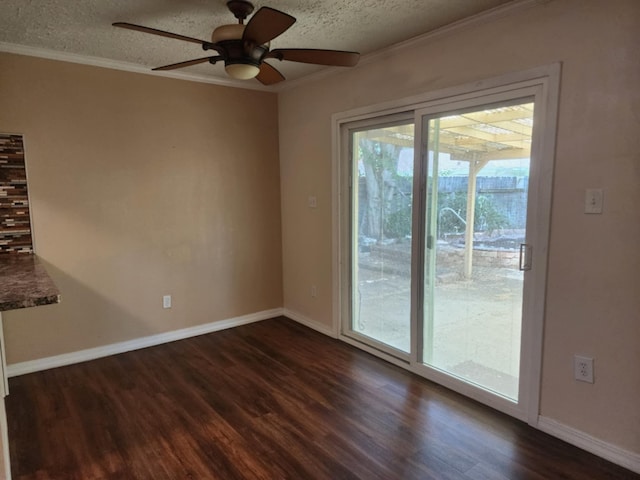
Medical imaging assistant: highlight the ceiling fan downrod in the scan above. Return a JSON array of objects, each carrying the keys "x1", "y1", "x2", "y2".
[{"x1": 226, "y1": 0, "x2": 254, "y2": 24}]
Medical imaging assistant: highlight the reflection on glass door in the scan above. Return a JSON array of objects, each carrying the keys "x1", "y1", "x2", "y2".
[
  {"x1": 422, "y1": 101, "x2": 534, "y2": 401},
  {"x1": 350, "y1": 122, "x2": 415, "y2": 354}
]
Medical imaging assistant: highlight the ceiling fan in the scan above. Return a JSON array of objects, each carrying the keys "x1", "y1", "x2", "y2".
[{"x1": 113, "y1": 0, "x2": 360, "y2": 85}]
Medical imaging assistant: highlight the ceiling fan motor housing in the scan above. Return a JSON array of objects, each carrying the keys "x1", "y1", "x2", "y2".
[
  {"x1": 210, "y1": 22, "x2": 269, "y2": 67},
  {"x1": 211, "y1": 24, "x2": 245, "y2": 43},
  {"x1": 216, "y1": 40, "x2": 268, "y2": 69}
]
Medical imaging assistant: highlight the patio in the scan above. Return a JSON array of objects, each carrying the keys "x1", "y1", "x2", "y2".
[{"x1": 355, "y1": 240, "x2": 523, "y2": 400}]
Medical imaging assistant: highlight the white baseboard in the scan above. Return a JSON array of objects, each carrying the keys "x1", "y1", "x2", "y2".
[
  {"x1": 6, "y1": 308, "x2": 284, "y2": 378},
  {"x1": 537, "y1": 416, "x2": 640, "y2": 474},
  {"x1": 283, "y1": 308, "x2": 338, "y2": 338}
]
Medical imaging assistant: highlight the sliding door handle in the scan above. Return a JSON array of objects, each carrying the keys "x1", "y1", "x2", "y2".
[{"x1": 519, "y1": 243, "x2": 532, "y2": 271}]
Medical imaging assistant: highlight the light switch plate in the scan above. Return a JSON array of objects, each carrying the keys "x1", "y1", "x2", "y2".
[
  {"x1": 584, "y1": 188, "x2": 603, "y2": 214},
  {"x1": 163, "y1": 295, "x2": 172, "y2": 309}
]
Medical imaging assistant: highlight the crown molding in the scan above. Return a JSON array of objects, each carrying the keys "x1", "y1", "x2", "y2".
[
  {"x1": 0, "y1": 42, "x2": 272, "y2": 92},
  {"x1": 0, "y1": 0, "x2": 550, "y2": 94},
  {"x1": 276, "y1": 0, "x2": 547, "y2": 92}
]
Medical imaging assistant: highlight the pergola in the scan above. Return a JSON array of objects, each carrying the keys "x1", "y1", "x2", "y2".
[{"x1": 361, "y1": 103, "x2": 534, "y2": 278}]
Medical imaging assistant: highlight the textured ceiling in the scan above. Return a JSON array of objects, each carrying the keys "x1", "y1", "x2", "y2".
[{"x1": 0, "y1": 0, "x2": 516, "y2": 88}]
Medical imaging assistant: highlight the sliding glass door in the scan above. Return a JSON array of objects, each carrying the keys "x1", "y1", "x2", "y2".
[
  {"x1": 346, "y1": 118, "x2": 415, "y2": 357},
  {"x1": 420, "y1": 101, "x2": 534, "y2": 402},
  {"x1": 339, "y1": 72, "x2": 558, "y2": 420}
]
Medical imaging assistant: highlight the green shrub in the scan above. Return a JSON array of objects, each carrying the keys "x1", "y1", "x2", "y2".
[
  {"x1": 384, "y1": 205, "x2": 412, "y2": 238},
  {"x1": 438, "y1": 192, "x2": 508, "y2": 236}
]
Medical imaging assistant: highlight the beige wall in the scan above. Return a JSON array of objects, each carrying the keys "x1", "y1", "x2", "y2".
[
  {"x1": 0, "y1": 53, "x2": 283, "y2": 363},
  {"x1": 279, "y1": 0, "x2": 640, "y2": 454},
  {"x1": 0, "y1": 0, "x2": 638, "y2": 462}
]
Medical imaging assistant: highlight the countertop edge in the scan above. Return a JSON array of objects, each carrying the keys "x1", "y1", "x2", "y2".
[{"x1": 0, "y1": 255, "x2": 62, "y2": 313}]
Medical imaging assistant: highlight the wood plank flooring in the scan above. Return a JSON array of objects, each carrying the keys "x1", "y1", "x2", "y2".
[{"x1": 6, "y1": 317, "x2": 638, "y2": 479}]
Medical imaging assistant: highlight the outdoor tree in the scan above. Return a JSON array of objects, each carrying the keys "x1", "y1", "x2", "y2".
[{"x1": 359, "y1": 139, "x2": 405, "y2": 241}]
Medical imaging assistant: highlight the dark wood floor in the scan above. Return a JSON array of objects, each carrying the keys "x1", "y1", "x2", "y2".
[{"x1": 6, "y1": 317, "x2": 638, "y2": 479}]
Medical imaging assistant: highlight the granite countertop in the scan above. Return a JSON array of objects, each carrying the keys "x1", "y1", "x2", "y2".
[{"x1": 0, "y1": 254, "x2": 61, "y2": 311}]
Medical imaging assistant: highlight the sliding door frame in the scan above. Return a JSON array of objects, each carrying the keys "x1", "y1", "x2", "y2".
[{"x1": 332, "y1": 64, "x2": 561, "y2": 425}]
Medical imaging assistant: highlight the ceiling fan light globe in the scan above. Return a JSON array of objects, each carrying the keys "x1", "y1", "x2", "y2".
[
  {"x1": 225, "y1": 62, "x2": 260, "y2": 80},
  {"x1": 211, "y1": 24, "x2": 244, "y2": 43}
]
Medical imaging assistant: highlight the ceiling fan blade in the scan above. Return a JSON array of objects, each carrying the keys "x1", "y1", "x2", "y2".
[
  {"x1": 152, "y1": 57, "x2": 216, "y2": 71},
  {"x1": 242, "y1": 7, "x2": 296, "y2": 45},
  {"x1": 113, "y1": 22, "x2": 211, "y2": 47},
  {"x1": 256, "y1": 62, "x2": 285, "y2": 86},
  {"x1": 268, "y1": 48, "x2": 360, "y2": 67}
]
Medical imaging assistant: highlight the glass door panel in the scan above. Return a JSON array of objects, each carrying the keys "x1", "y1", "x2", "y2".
[
  {"x1": 422, "y1": 101, "x2": 534, "y2": 401},
  {"x1": 350, "y1": 122, "x2": 415, "y2": 354}
]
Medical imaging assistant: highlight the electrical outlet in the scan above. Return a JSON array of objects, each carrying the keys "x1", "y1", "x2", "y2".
[
  {"x1": 574, "y1": 355, "x2": 594, "y2": 383},
  {"x1": 163, "y1": 295, "x2": 172, "y2": 309},
  {"x1": 310, "y1": 285, "x2": 317, "y2": 298}
]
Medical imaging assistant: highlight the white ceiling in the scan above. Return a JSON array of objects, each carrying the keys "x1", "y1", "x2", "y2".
[{"x1": 0, "y1": 0, "x2": 517, "y2": 88}]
